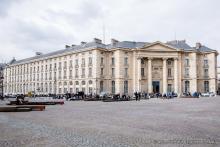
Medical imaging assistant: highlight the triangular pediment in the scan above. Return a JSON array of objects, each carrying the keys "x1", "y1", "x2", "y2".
[{"x1": 141, "y1": 41, "x2": 180, "y2": 52}]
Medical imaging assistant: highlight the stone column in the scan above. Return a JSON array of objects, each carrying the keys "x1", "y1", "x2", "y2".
[
  {"x1": 137, "y1": 57, "x2": 142, "y2": 92},
  {"x1": 163, "y1": 58, "x2": 167, "y2": 94},
  {"x1": 132, "y1": 52, "x2": 137, "y2": 92},
  {"x1": 148, "y1": 58, "x2": 152, "y2": 93},
  {"x1": 174, "y1": 58, "x2": 178, "y2": 94}
]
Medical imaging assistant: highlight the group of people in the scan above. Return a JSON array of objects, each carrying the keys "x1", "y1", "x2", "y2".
[{"x1": 134, "y1": 92, "x2": 142, "y2": 101}]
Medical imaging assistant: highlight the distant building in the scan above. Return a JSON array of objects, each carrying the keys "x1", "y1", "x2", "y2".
[
  {"x1": 0, "y1": 63, "x2": 6, "y2": 96},
  {"x1": 3, "y1": 38, "x2": 218, "y2": 96},
  {"x1": 217, "y1": 66, "x2": 220, "y2": 93}
]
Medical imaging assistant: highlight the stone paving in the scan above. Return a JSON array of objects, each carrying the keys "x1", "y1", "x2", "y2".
[{"x1": 0, "y1": 97, "x2": 220, "y2": 147}]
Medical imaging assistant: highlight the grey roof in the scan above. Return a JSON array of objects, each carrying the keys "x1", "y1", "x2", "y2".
[
  {"x1": 107, "y1": 41, "x2": 148, "y2": 49},
  {"x1": 0, "y1": 63, "x2": 6, "y2": 70},
  {"x1": 11, "y1": 39, "x2": 216, "y2": 65},
  {"x1": 13, "y1": 41, "x2": 107, "y2": 65},
  {"x1": 196, "y1": 45, "x2": 215, "y2": 52},
  {"x1": 166, "y1": 40, "x2": 193, "y2": 50}
]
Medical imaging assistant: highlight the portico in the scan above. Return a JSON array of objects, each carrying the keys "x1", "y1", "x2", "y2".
[{"x1": 134, "y1": 41, "x2": 181, "y2": 95}]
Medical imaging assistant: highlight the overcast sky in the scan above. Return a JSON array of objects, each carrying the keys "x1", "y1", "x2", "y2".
[{"x1": 0, "y1": 0, "x2": 219, "y2": 63}]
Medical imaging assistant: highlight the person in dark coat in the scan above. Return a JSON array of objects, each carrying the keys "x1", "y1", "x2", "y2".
[{"x1": 134, "y1": 92, "x2": 138, "y2": 101}]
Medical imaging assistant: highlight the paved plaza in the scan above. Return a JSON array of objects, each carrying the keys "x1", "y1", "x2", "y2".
[{"x1": 0, "y1": 97, "x2": 220, "y2": 147}]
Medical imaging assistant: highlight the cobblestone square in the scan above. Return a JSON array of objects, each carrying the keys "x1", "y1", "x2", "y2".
[{"x1": 0, "y1": 97, "x2": 220, "y2": 147}]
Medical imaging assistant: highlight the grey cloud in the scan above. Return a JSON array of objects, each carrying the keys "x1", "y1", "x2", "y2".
[
  {"x1": 0, "y1": 0, "x2": 21, "y2": 17},
  {"x1": 0, "y1": 0, "x2": 220, "y2": 63}
]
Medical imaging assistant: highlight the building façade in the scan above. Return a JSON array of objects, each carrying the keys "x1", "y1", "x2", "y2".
[{"x1": 3, "y1": 38, "x2": 218, "y2": 96}]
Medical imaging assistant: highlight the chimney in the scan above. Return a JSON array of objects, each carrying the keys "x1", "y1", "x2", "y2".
[
  {"x1": 93, "y1": 38, "x2": 102, "y2": 44},
  {"x1": 81, "y1": 41, "x2": 87, "y2": 46},
  {"x1": 65, "y1": 45, "x2": 71, "y2": 49},
  {"x1": 196, "y1": 42, "x2": 201, "y2": 49},
  {"x1": 111, "y1": 38, "x2": 119, "y2": 46},
  {"x1": 35, "y1": 52, "x2": 43, "y2": 56}
]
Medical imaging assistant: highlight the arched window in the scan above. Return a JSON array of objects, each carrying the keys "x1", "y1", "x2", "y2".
[
  {"x1": 82, "y1": 81, "x2": 85, "y2": 85},
  {"x1": 185, "y1": 81, "x2": 190, "y2": 93},
  {"x1": 64, "y1": 82, "x2": 67, "y2": 86},
  {"x1": 89, "y1": 80, "x2": 93, "y2": 85},
  {"x1": 112, "y1": 81, "x2": 115, "y2": 94},
  {"x1": 69, "y1": 81, "x2": 73, "y2": 85},
  {"x1": 75, "y1": 81, "x2": 79, "y2": 85}
]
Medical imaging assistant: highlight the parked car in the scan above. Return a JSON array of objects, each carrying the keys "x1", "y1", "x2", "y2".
[{"x1": 201, "y1": 92, "x2": 216, "y2": 97}]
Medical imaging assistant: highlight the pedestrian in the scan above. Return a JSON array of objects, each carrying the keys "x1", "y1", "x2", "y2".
[{"x1": 135, "y1": 92, "x2": 138, "y2": 101}]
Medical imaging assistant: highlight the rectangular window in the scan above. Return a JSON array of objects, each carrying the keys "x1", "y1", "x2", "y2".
[
  {"x1": 89, "y1": 87, "x2": 93, "y2": 94},
  {"x1": 89, "y1": 57, "x2": 92, "y2": 65},
  {"x1": 168, "y1": 84, "x2": 172, "y2": 92},
  {"x1": 59, "y1": 71, "x2": 61, "y2": 79},
  {"x1": 141, "y1": 68, "x2": 144, "y2": 77},
  {"x1": 64, "y1": 70, "x2": 67, "y2": 79},
  {"x1": 112, "y1": 57, "x2": 115, "y2": 65},
  {"x1": 185, "y1": 59, "x2": 189, "y2": 66},
  {"x1": 54, "y1": 72, "x2": 56, "y2": 80},
  {"x1": 89, "y1": 68, "x2": 92, "y2": 77},
  {"x1": 124, "y1": 57, "x2": 128, "y2": 65},
  {"x1": 82, "y1": 58, "x2": 85, "y2": 66},
  {"x1": 112, "y1": 68, "x2": 115, "y2": 77},
  {"x1": 75, "y1": 59, "x2": 78, "y2": 66},
  {"x1": 100, "y1": 81, "x2": 104, "y2": 92},
  {"x1": 112, "y1": 81, "x2": 115, "y2": 94},
  {"x1": 125, "y1": 68, "x2": 128, "y2": 77},
  {"x1": 101, "y1": 57, "x2": 104, "y2": 65},
  {"x1": 124, "y1": 81, "x2": 128, "y2": 94},
  {"x1": 69, "y1": 70, "x2": 72, "y2": 79},
  {"x1": 204, "y1": 81, "x2": 209, "y2": 92},
  {"x1": 69, "y1": 60, "x2": 72, "y2": 68},
  {"x1": 75, "y1": 69, "x2": 78, "y2": 78},
  {"x1": 204, "y1": 69, "x2": 208, "y2": 77},
  {"x1": 49, "y1": 72, "x2": 52, "y2": 80},
  {"x1": 49, "y1": 64, "x2": 52, "y2": 70},
  {"x1": 59, "y1": 62, "x2": 62, "y2": 69},
  {"x1": 70, "y1": 88, "x2": 73, "y2": 93},
  {"x1": 185, "y1": 68, "x2": 189, "y2": 77},
  {"x1": 82, "y1": 68, "x2": 85, "y2": 77},
  {"x1": 204, "y1": 59, "x2": 208, "y2": 67},
  {"x1": 64, "y1": 61, "x2": 67, "y2": 69},
  {"x1": 168, "y1": 68, "x2": 172, "y2": 77},
  {"x1": 101, "y1": 68, "x2": 104, "y2": 76}
]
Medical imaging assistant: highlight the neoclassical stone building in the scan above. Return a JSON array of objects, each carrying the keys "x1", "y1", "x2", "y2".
[{"x1": 3, "y1": 38, "x2": 218, "y2": 96}]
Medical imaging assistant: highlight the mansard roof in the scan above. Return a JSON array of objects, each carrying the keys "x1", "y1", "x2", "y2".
[
  {"x1": 166, "y1": 40, "x2": 193, "y2": 50},
  {"x1": 195, "y1": 45, "x2": 216, "y2": 52},
  {"x1": 10, "y1": 39, "x2": 216, "y2": 65}
]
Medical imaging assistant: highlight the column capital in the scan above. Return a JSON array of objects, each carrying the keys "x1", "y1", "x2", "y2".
[
  {"x1": 174, "y1": 57, "x2": 179, "y2": 60},
  {"x1": 162, "y1": 57, "x2": 168, "y2": 60},
  {"x1": 147, "y1": 57, "x2": 153, "y2": 60},
  {"x1": 137, "y1": 57, "x2": 142, "y2": 60}
]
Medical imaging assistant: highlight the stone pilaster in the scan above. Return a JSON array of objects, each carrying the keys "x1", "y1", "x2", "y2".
[
  {"x1": 163, "y1": 58, "x2": 167, "y2": 94},
  {"x1": 174, "y1": 58, "x2": 178, "y2": 94},
  {"x1": 148, "y1": 57, "x2": 152, "y2": 93},
  {"x1": 137, "y1": 57, "x2": 142, "y2": 92}
]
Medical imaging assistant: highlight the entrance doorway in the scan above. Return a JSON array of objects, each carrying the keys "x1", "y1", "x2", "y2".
[{"x1": 152, "y1": 81, "x2": 160, "y2": 93}]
